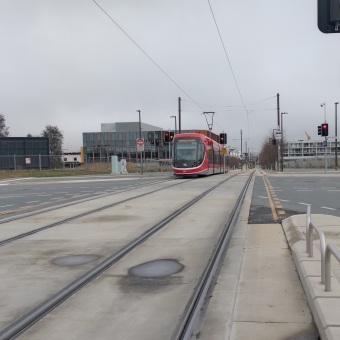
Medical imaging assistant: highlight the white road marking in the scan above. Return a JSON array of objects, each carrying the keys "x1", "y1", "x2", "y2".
[
  {"x1": 55, "y1": 192, "x2": 68, "y2": 194},
  {"x1": 272, "y1": 187, "x2": 281, "y2": 188},
  {"x1": 322, "y1": 187, "x2": 337, "y2": 189},
  {"x1": 297, "y1": 190, "x2": 312, "y2": 192},
  {"x1": 25, "y1": 201, "x2": 40, "y2": 204},
  {"x1": 51, "y1": 197, "x2": 64, "y2": 200},
  {"x1": 79, "y1": 187, "x2": 88, "y2": 188},
  {"x1": 257, "y1": 196, "x2": 268, "y2": 199},
  {"x1": 285, "y1": 180, "x2": 294, "y2": 181},
  {"x1": 321, "y1": 207, "x2": 337, "y2": 210},
  {"x1": 37, "y1": 194, "x2": 52, "y2": 196},
  {"x1": 298, "y1": 202, "x2": 310, "y2": 205},
  {"x1": 0, "y1": 204, "x2": 14, "y2": 208},
  {"x1": 321, "y1": 179, "x2": 331, "y2": 180},
  {"x1": 94, "y1": 187, "x2": 103, "y2": 188},
  {"x1": 279, "y1": 199, "x2": 290, "y2": 202},
  {"x1": 294, "y1": 187, "x2": 309, "y2": 189},
  {"x1": 0, "y1": 196, "x2": 24, "y2": 198}
]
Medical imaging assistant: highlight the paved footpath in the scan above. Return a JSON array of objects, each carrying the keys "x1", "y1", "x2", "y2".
[{"x1": 200, "y1": 173, "x2": 320, "y2": 339}]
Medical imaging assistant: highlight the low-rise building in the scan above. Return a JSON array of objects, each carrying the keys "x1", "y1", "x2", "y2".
[{"x1": 83, "y1": 122, "x2": 220, "y2": 162}]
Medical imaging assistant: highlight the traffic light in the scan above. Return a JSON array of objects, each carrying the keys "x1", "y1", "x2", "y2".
[
  {"x1": 164, "y1": 132, "x2": 170, "y2": 143},
  {"x1": 170, "y1": 132, "x2": 174, "y2": 142},
  {"x1": 219, "y1": 133, "x2": 227, "y2": 145},
  {"x1": 318, "y1": 125, "x2": 322, "y2": 135},
  {"x1": 272, "y1": 139, "x2": 276, "y2": 145},
  {"x1": 318, "y1": 0, "x2": 340, "y2": 33},
  {"x1": 321, "y1": 123, "x2": 329, "y2": 136}
]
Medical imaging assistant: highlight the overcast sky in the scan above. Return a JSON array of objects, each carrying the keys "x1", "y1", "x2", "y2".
[{"x1": 1, "y1": 0, "x2": 339, "y2": 153}]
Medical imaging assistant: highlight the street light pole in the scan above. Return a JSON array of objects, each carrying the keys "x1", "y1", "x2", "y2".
[
  {"x1": 170, "y1": 116, "x2": 177, "y2": 135},
  {"x1": 281, "y1": 112, "x2": 288, "y2": 172},
  {"x1": 137, "y1": 110, "x2": 143, "y2": 175},
  {"x1": 336, "y1": 103, "x2": 338, "y2": 170}
]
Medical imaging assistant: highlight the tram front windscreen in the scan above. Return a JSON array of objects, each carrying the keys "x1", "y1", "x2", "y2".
[{"x1": 173, "y1": 138, "x2": 204, "y2": 162}]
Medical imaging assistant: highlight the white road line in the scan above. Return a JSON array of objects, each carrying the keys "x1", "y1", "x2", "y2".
[
  {"x1": 321, "y1": 179, "x2": 331, "y2": 180},
  {"x1": 298, "y1": 202, "x2": 310, "y2": 205},
  {"x1": 55, "y1": 192, "x2": 68, "y2": 194},
  {"x1": 271, "y1": 189, "x2": 283, "y2": 191},
  {"x1": 279, "y1": 199, "x2": 290, "y2": 202},
  {"x1": 257, "y1": 196, "x2": 268, "y2": 199},
  {"x1": 94, "y1": 187, "x2": 103, "y2": 188},
  {"x1": 0, "y1": 204, "x2": 14, "y2": 208},
  {"x1": 25, "y1": 201, "x2": 40, "y2": 204},
  {"x1": 285, "y1": 180, "x2": 294, "y2": 181},
  {"x1": 322, "y1": 187, "x2": 337, "y2": 189},
  {"x1": 0, "y1": 196, "x2": 24, "y2": 198},
  {"x1": 321, "y1": 207, "x2": 337, "y2": 210},
  {"x1": 51, "y1": 197, "x2": 64, "y2": 200},
  {"x1": 294, "y1": 187, "x2": 309, "y2": 189},
  {"x1": 37, "y1": 194, "x2": 52, "y2": 196},
  {"x1": 297, "y1": 190, "x2": 313, "y2": 192},
  {"x1": 79, "y1": 187, "x2": 88, "y2": 188},
  {"x1": 272, "y1": 187, "x2": 281, "y2": 189}
]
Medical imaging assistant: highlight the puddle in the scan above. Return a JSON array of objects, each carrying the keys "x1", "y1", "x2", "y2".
[
  {"x1": 53, "y1": 254, "x2": 100, "y2": 266},
  {"x1": 118, "y1": 259, "x2": 185, "y2": 294},
  {"x1": 129, "y1": 259, "x2": 184, "y2": 278}
]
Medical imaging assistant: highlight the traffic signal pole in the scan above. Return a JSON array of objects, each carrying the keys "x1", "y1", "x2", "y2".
[{"x1": 335, "y1": 103, "x2": 338, "y2": 170}]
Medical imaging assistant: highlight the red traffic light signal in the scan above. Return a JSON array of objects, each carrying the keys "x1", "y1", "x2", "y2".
[
  {"x1": 321, "y1": 123, "x2": 328, "y2": 136},
  {"x1": 164, "y1": 132, "x2": 170, "y2": 143}
]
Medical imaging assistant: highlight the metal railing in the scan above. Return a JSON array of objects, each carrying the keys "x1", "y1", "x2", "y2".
[{"x1": 306, "y1": 205, "x2": 340, "y2": 291}]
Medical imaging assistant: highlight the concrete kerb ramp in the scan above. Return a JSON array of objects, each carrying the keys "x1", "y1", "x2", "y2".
[{"x1": 282, "y1": 214, "x2": 340, "y2": 340}]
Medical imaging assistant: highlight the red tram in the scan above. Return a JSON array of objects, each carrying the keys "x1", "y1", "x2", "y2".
[{"x1": 172, "y1": 133, "x2": 225, "y2": 176}]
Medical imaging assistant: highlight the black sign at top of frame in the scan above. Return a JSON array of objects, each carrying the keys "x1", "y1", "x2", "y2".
[{"x1": 318, "y1": 0, "x2": 340, "y2": 33}]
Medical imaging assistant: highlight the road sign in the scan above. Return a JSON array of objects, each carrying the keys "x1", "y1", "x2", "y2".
[
  {"x1": 274, "y1": 129, "x2": 282, "y2": 140},
  {"x1": 137, "y1": 138, "x2": 144, "y2": 152},
  {"x1": 209, "y1": 149, "x2": 213, "y2": 156},
  {"x1": 221, "y1": 147, "x2": 227, "y2": 155},
  {"x1": 323, "y1": 140, "x2": 328, "y2": 147}
]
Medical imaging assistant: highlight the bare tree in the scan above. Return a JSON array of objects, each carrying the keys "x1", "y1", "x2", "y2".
[
  {"x1": 0, "y1": 114, "x2": 9, "y2": 137},
  {"x1": 259, "y1": 136, "x2": 277, "y2": 169}
]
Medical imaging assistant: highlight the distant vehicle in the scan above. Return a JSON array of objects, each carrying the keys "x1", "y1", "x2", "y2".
[{"x1": 172, "y1": 133, "x2": 224, "y2": 176}]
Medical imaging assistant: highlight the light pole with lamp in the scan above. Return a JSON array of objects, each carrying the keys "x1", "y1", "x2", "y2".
[
  {"x1": 281, "y1": 112, "x2": 288, "y2": 171},
  {"x1": 336, "y1": 102, "x2": 338, "y2": 170},
  {"x1": 137, "y1": 110, "x2": 143, "y2": 175},
  {"x1": 170, "y1": 116, "x2": 177, "y2": 135}
]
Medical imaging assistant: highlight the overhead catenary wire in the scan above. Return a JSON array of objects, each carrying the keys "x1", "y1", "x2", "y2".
[
  {"x1": 92, "y1": 0, "x2": 204, "y2": 111},
  {"x1": 207, "y1": 0, "x2": 247, "y2": 114}
]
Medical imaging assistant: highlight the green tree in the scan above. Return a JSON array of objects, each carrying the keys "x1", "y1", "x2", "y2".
[
  {"x1": 0, "y1": 114, "x2": 9, "y2": 137},
  {"x1": 41, "y1": 125, "x2": 64, "y2": 169}
]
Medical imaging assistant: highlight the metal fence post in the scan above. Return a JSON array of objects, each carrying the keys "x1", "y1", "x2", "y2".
[
  {"x1": 14, "y1": 154, "x2": 16, "y2": 170},
  {"x1": 39, "y1": 154, "x2": 41, "y2": 171},
  {"x1": 306, "y1": 205, "x2": 311, "y2": 253}
]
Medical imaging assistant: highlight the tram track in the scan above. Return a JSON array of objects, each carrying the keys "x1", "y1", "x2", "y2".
[
  {"x1": 175, "y1": 171, "x2": 254, "y2": 340},
  {"x1": 0, "y1": 173, "x2": 242, "y2": 340},
  {"x1": 0, "y1": 178, "x2": 191, "y2": 247}
]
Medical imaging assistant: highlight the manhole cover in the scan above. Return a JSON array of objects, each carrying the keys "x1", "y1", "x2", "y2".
[
  {"x1": 129, "y1": 259, "x2": 184, "y2": 278},
  {"x1": 53, "y1": 254, "x2": 100, "y2": 266}
]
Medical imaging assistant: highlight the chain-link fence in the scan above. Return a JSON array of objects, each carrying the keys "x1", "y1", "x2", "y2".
[
  {"x1": 283, "y1": 157, "x2": 338, "y2": 168},
  {"x1": 0, "y1": 155, "x2": 172, "y2": 173}
]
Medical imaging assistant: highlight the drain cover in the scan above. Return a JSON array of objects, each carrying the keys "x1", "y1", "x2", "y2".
[
  {"x1": 129, "y1": 259, "x2": 184, "y2": 278},
  {"x1": 53, "y1": 254, "x2": 100, "y2": 266}
]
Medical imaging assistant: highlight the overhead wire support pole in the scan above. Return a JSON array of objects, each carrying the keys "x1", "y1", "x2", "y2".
[
  {"x1": 178, "y1": 97, "x2": 181, "y2": 134},
  {"x1": 277, "y1": 93, "x2": 280, "y2": 172},
  {"x1": 336, "y1": 102, "x2": 338, "y2": 170}
]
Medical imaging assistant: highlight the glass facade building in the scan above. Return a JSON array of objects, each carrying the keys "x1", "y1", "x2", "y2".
[{"x1": 82, "y1": 128, "x2": 219, "y2": 163}]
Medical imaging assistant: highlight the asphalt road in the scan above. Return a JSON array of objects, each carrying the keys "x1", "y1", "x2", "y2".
[
  {"x1": 0, "y1": 173, "x2": 172, "y2": 219},
  {"x1": 249, "y1": 172, "x2": 340, "y2": 224}
]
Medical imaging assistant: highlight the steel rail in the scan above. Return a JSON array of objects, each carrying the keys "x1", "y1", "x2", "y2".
[
  {"x1": 175, "y1": 171, "x2": 254, "y2": 340},
  {"x1": 0, "y1": 178, "x2": 193, "y2": 247},
  {"x1": 0, "y1": 178, "x2": 173, "y2": 225},
  {"x1": 0, "y1": 174, "x2": 237, "y2": 340}
]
